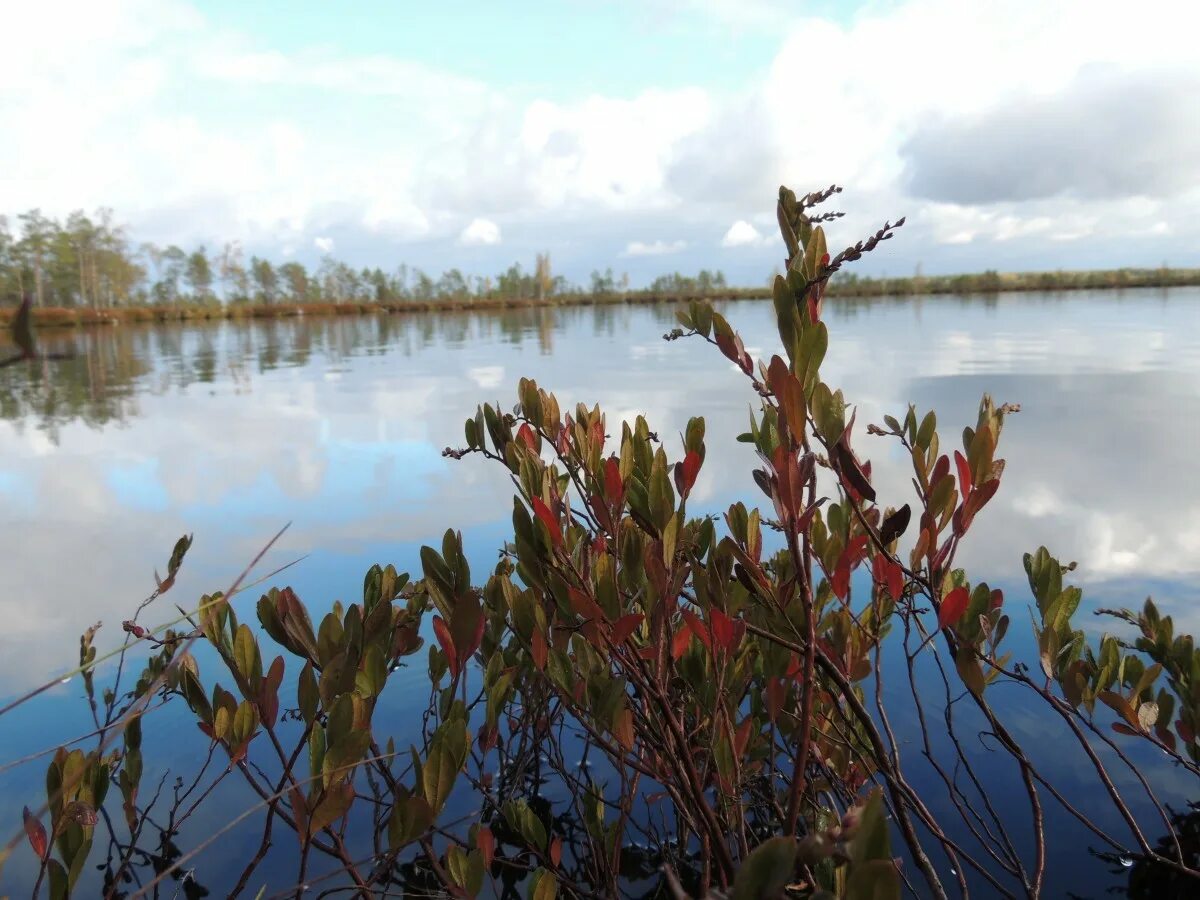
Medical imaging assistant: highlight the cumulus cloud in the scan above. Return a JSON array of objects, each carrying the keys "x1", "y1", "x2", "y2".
[
  {"x1": 314, "y1": 236, "x2": 334, "y2": 253},
  {"x1": 721, "y1": 220, "x2": 766, "y2": 247},
  {"x1": 1, "y1": 0, "x2": 1199, "y2": 278},
  {"x1": 459, "y1": 218, "x2": 501, "y2": 246},
  {"x1": 622, "y1": 239, "x2": 687, "y2": 257}
]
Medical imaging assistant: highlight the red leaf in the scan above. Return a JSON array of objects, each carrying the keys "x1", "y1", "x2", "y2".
[
  {"x1": 832, "y1": 554, "x2": 851, "y2": 599},
  {"x1": 931, "y1": 454, "x2": 950, "y2": 487},
  {"x1": 464, "y1": 609, "x2": 487, "y2": 662},
  {"x1": 989, "y1": 589, "x2": 1004, "y2": 610},
  {"x1": 831, "y1": 537, "x2": 867, "y2": 601},
  {"x1": 710, "y1": 608, "x2": 735, "y2": 651},
  {"x1": 734, "y1": 717, "x2": 753, "y2": 757},
  {"x1": 530, "y1": 629, "x2": 548, "y2": 671},
  {"x1": 604, "y1": 457, "x2": 624, "y2": 505},
  {"x1": 1176, "y1": 718, "x2": 1195, "y2": 746},
  {"x1": 954, "y1": 450, "x2": 973, "y2": 498},
  {"x1": 765, "y1": 678, "x2": 786, "y2": 722},
  {"x1": 432, "y1": 615, "x2": 459, "y2": 678},
  {"x1": 785, "y1": 654, "x2": 802, "y2": 679},
  {"x1": 680, "y1": 609, "x2": 712, "y2": 652},
  {"x1": 23, "y1": 807, "x2": 47, "y2": 859},
  {"x1": 550, "y1": 835, "x2": 563, "y2": 867},
  {"x1": 872, "y1": 553, "x2": 905, "y2": 601},
  {"x1": 477, "y1": 825, "x2": 495, "y2": 868},
  {"x1": 517, "y1": 423, "x2": 539, "y2": 452},
  {"x1": 887, "y1": 560, "x2": 904, "y2": 601},
  {"x1": 834, "y1": 442, "x2": 876, "y2": 504},
  {"x1": 611, "y1": 614, "x2": 644, "y2": 645},
  {"x1": 938, "y1": 587, "x2": 970, "y2": 631},
  {"x1": 531, "y1": 496, "x2": 562, "y2": 548},
  {"x1": 674, "y1": 450, "x2": 702, "y2": 497},
  {"x1": 197, "y1": 722, "x2": 215, "y2": 740},
  {"x1": 568, "y1": 587, "x2": 606, "y2": 623},
  {"x1": 591, "y1": 531, "x2": 608, "y2": 555},
  {"x1": 671, "y1": 627, "x2": 693, "y2": 660}
]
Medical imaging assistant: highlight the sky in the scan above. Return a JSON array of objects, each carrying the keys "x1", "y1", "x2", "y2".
[{"x1": 1, "y1": 0, "x2": 1198, "y2": 287}]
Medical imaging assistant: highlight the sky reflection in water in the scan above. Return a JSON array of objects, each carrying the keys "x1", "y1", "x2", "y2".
[{"x1": 0, "y1": 289, "x2": 1197, "y2": 894}]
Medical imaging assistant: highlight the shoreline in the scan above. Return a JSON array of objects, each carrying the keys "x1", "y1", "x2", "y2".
[{"x1": 3, "y1": 268, "x2": 1197, "y2": 330}]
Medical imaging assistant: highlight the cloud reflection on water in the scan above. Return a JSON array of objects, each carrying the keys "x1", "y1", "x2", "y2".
[{"x1": 0, "y1": 289, "x2": 1197, "y2": 694}]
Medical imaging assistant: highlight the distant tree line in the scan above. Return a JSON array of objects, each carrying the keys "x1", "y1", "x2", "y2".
[
  {"x1": 826, "y1": 265, "x2": 1200, "y2": 296},
  {"x1": 0, "y1": 208, "x2": 733, "y2": 308}
]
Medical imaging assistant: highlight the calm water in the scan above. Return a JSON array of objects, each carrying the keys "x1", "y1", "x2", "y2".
[{"x1": 1, "y1": 290, "x2": 1197, "y2": 895}]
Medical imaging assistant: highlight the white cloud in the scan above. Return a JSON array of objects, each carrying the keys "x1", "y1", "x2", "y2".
[
  {"x1": 1, "y1": 0, "x2": 1198, "y2": 277},
  {"x1": 314, "y1": 236, "x2": 334, "y2": 253},
  {"x1": 459, "y1": 217, "x2": 502, "y2": 246},
  {"x1": 721, "y1": 220, "x2": 765, "y2": 247},
  {"x1": 622, "y1": 239, "x2": 687, "y2": 257}
]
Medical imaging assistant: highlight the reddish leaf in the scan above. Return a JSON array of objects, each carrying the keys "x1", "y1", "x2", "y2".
[
  {"x1": 23, "y1": 807, "x2": 47, "y2": 859},
  {"x1": 531, "y1": 496, "x2": 562, "y2": 548},
  {"x1": 832, "y1": 536, "x2": 869, "y2": 600},
  {"x1": 591, "y1": 532, "x2": 608, "y2": 555},
  {"x1": 477, "y1": 825, "x2": 495, "y2": 868},
  {"x1": 671, "y1": 627, "x2": 693, "y2": 660},
  {"x1": 530, "y1": 629, "x2": 548, "y2": 671},
  {"x1": 1156, "y1": 726, "x2": 1177, "y2": 753},
  {"x1": 550, "y1": 835, "x2": 563, "y2": 867},
  {"x1": 938, "y1": 587, "x2": 970, "y2": 630},
  {"x1": 611, "y1": 614, "x2": 644, "y2": 645},
  {"x1": 464, "y1": 609, "x2": 487, "y2": 664},
  {"x1": 734, "y1": 716, "x2": 753, "y2": 757},
  {"x1": 931, "y1": 454, "x2": 950, "y2": 487},
  {"x1": 614, "y1": 708, "x2": 635, "y2": 751},
  {"x1": 604, "y1": 457, "x2": 624, "y2": 504},
  {"x1": 517, "y1": 423, "x2": 539, "y2": 452},
  {"x1": 832, "y1": 554, "x2": 852, "y2": 600},
  {"x1": 680, "y1": 610, "x2": 713, "y2": 652},
  {"x1": 588, "y1": 494, "x2": 613, "y2": 533},
  {"x1": 989, "y1": 589, "x2": 1004, "y2": 610},
  {"x1": 568, "y1": 587, "x2": 605, "y2": 623},
  {"x1": 765, "y1": 678, "x2": 786, "y2": 722},
  {"x1": 1177, "y1": 718, "x2": 1196, "y2": 746},
  {"x1": 834, "y1": 442, "x2": 876, "y2": 503},
  {"x1": 785, "y1": 654, "x2": 802, "y2": 679},
  {"x1": 710, "y1": 608, "x2": 735, "y2": 651},
  {"x1": 432, "y1": 615, "x2": 459, "y2": 677},
  {"x1": 954, "y1": 450, "x2": 973, "y2": 498},
  {"x1": 879, "y1": 504, "x2": 911, "y2": 546},
  {"x1": 478, "y1": 723, "x2": 498, "y2": 753},
  {"x1": 971, "y1": 478, "x2": 1000, "y2": 511},
  {"x1": 887, "y1": 559, "x2": 904, "y2": 601},
  {"x1": 1112, "y1": 722, "x2": 1139, "y2": 736},
  {"x1": 197, "y1": 722, "x2": 215, "y2": 740},
  {"x1": 871, "y1": 553, "x2": 905, "y2": 600},
  {"x1": 674, "y1": 450, "x2": 702, "y2": 497}
]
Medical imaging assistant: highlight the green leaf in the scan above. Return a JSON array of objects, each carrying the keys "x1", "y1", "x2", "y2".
[
  {"x1": 355, "y1": 644, "x2": 388, "y2": 698},
  {"x1": 732, "y1": 836, "x2": 797, "y2": 900},
  {"x1": 298, "y1": 662, "x2": 319, "y2": 724},
  {"x1": 308, "y1": 781, "x2": 354, "y2": 835},
  {"x1": 388, "y1": 791, "x2": 434, "y2": 849},
  {"x1": 323, "y1": 731, "x2": 371, "y2": 786},
  {"x1": 233, "y1": 623, "x2": 262, "y2": 692},
  {"x1": 528, "y1": 867, "x2": 557, "y2": 900}
]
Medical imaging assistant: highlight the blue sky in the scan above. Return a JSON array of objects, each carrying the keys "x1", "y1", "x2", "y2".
[{"x1": 2, "y1": 0, "x2": 1198, "y2": 287}]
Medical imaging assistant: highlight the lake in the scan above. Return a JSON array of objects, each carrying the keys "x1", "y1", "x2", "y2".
[{"x1": 1, "y1": 289, "x2": 1198, "y2": 896}]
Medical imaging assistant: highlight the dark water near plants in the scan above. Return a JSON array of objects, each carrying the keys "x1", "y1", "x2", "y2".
[{"x1": 0, "y1": 289, "x2": 1198, "y2": 896}]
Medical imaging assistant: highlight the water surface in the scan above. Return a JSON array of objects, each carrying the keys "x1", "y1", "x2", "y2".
[{"x1": 1, "y1": 289, "x2": 1197, "y2": 895}]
